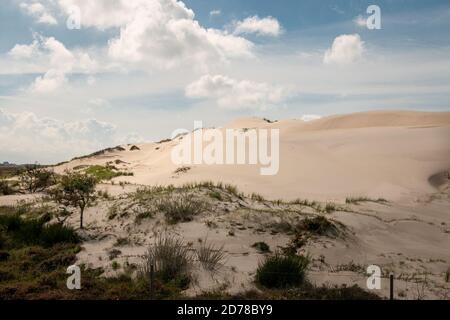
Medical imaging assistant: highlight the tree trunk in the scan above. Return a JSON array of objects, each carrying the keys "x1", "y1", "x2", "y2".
[{"x1": 80, "y1": 207, "x2": 84, "y2": 229}]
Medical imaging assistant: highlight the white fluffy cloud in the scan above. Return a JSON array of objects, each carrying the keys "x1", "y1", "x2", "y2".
[
  {"x1": 185, "y1": 74, "x2": 288, "y2": 109},
  {"x1": 233, "y1": 16, "x2": 282, "y2": 37},
  {"x1": 323, "y1": 34, "x2": 364, "y2": 65},
  {"x1": 54, "y1": 0, "x2": 253, "y2": 69},
  {"x1": 8, "y1": 34, "x2": 96, "y2": 93},
  {"x1": 0, "y1": 108, "x2": 118, "y2": 163},
  {"x1": 20, "y1": 1, "x2": 58, "y2": 25}
]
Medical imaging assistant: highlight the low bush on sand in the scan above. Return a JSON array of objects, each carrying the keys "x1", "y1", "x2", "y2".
[
  {"x1": 140, "y1": 235, "x2": 192, "y2": 286},
  {"x1": 256, "y1": 253, "x2": 310, "y2": 289},
  {"x1": 156, "y1": 192, "x2": 208, "y2": 224}
]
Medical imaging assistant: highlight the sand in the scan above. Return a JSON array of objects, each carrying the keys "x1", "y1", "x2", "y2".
[
  {"x1": 54, "y1": 110, "x2": 450, "y2": 202},
  {"x1": 3, "y1": 109, "x2": 450, "y2": 299}
]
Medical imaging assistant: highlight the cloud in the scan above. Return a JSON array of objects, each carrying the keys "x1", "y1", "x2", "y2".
[
  {"x1": 233, "y1": 15, "x2": 282, "y2": 37},
  {"x1": 209, "y1": 10, "x2": 221, "y2": 17},
  {"x1": 354, "y1": 15, "x2": 367, "y2": 27},
  {"x1": 19, "y1": 1, "x2": 58, "y2": 25},
  {"x1": 323, "y1": 34, "x2": 364, "y2": 65},
  {"x1": 0, "y1": 108, "x2": 118, "y2": 163},
  {"x1": 185, "y1": 74, "x2": 288, "y2": 109},
  {"x1": 53, "y1": 0, "x2": 253, "y2": 69},
  {"x1": 8, "y1": 34, "x2": 96, "y2": 93}
]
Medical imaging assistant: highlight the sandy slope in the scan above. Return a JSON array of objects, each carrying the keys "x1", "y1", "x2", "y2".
[{"x1": 55, "y1": 110, "x2": 450, "y2": 202}]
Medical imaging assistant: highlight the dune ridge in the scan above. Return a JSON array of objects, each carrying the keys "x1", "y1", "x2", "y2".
[{"x1": 55, "y1": 110, "x2": 450, "y2": 202}]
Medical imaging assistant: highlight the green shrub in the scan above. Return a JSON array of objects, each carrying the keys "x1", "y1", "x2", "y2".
[
  {"x1": 140, "y1": 235, "x2": 192, "y2": 283},
  {"x1": 0, "y1": 214, "x2": 78, "y2": 248},
  {"x1": 40, "y1": 224, "x2": 79, "y2": 247},
  {"x1": 0, "y1": 179, "x2": 16, "y2": 195},
  {"x1": 445, "y1": 267, "x2": 450, "y2": 283},
  {"x1": 157, "y1": 193, "x2": 208, "y2": 224},
  {"x1": 256, "y1": 254, "x2": 309, "y2": 289},
  {"x1": 85, "y1": 165, "x2": 121, "y2": 181}
]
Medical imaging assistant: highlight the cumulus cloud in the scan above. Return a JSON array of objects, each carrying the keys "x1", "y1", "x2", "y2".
[
  {"x1": 0, "y1": 108, "x2": 118, "y2": 163},
  {"x1": 323, "y1": 34, "x2": 364, "y2": 65},
  {"x1": 185, "y1": 74, "x2": 288, "y2": 109},
  {"x1": 53, "y1": 0, "x2": 253, "y2": 69},
  {"x1": 8, "y1": 34, "x2": 96, "y2": 93},
  {"x1": 233, "y1": 16, "x2": 282, "y2": 37},
  {"x1": 20, "y1": 1, "x2": 58, "y2": 25}
]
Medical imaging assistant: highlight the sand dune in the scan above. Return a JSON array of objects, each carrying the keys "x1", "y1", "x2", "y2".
[{"x1": 55, "y1": 110, "x2": 450, "y2": 202}]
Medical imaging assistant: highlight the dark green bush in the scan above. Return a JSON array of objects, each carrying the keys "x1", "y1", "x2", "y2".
[
  {"x1": 40, "y1": 224, "x2": 79, "y2": 247},
  {"x1": 0, "y1": 214, "x2": 78, "y2": 248},
  {"x1": 256, "y1": 254, "x2": 309, "y2": 289}
]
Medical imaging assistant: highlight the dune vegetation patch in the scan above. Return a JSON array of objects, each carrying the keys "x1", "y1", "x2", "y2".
[
  {"x1": 256, "y1": 253, "x2": 310, "y2": 289},
  {"x1": 82, "y1": 165, "x2": 133, "y2": 181}
]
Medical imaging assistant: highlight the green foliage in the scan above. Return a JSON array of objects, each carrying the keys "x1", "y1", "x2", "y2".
[
  {"x1": 256, "y1": 254, "x2": 310, "y2": 289},
  {"x1": 18, "y1": 165, "x2": 56, "y2": 193},
  {"x1": 84, "y1": 165, "x2": 122, "y2": 181},
  {"x1": 0, "y1": 179, "x2": 16, "y2": 195},
  {"x1": 157, "y1": 192, "x2": 208, "y2": 224},
  {"x1": 0, "y1": 213, "x2": 78, "y2": 248},
  {"x1": 445, "y1": 267, "x2": 450, "y2": 283},
  {"x1": 140, "y1": 235, "x2": 192, "y2": 283},
  {"x1": 49, "y1": 171, "x2": 97, "y2": 229}
]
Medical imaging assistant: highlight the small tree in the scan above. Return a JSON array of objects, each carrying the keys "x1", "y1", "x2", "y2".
[
  {"x1": 19, "y1": 164, "x2": 55, "y2": 193},
  {"x1": 50, "y1": 171, "x2": 97, "y2": 229}
]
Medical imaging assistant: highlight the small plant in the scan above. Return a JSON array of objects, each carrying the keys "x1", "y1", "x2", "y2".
[
  {"x1": 156, "y1": 193, "x2": 208, "y2": 224},
  {"x1": 324, "y1": 203, "x2": 336, "y2": 213},
  {"x1": 298, "y1": 216, "x2": 338, "y2": 236},
  {"x1": 108, "y1": 249, "x2": 122, "y2": 260},
  {"x1": 196, "y1": 241, "x2": 226, "y2": 271},
  {"x1": 0, "y1": 179, "x2": 16, "y2": 195},
  {"x1": 208, "y1": 191, "x2": 222, "y2": 201},
  {"x1": 256, "y1": 254, "x2": 310, "y2": 289},
  {"x1": 111, "y1": 261, "x2": 121, "y2": 270},
  {"x1": 49, "y1": 171, "x2": 97, "y2": 229},
  {"x1": 252, "y1": 242, "x2": 271, "y2": 253},
  {"x1": 140, "y1": 235, "x2": 192, "y2": 283},
  {"x1": 251, "y1": 193, "x2": 265, "y2": 202},
  {"x1": 445, "y1": 267, "x2": 450, "y2": 283}
]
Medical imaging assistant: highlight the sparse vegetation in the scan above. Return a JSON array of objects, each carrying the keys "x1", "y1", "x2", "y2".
[
  {"x1": 156, "y1": 192, "x2": 208, "y2": 224},
  {"x1": 252, "y1": 242, "x2": 271, "y2": 253},
  {"x1": 256, "y1": 253, "x2": 310, "y2": 289},
  {"x1": 445, "y1": 267, "x2": 450, "y2": 283},
  {"x1": 140, "y1": 235, "x2": 192, "y2": 285},
  {"x1": 297, "y1": 216, "x2": 338, "y2": 236},
  {"x1": 49, "y1": 171, "x2": 97, "y2": 229},
  {"x1": 83, "y1": 165, "x2": 133, "y2": 181},
  {"x1": 346, "y1": 197, "x2": 388, "y2": 204},
  {"x1": 18, "y1": 165, "x2": 56, "y2": 193},
  {"x1": 196, "y1": 241, "x2": 226, "y2": 271},
  {"x1": 0, "y1": 179, "x2": 16, "y2": 195}
]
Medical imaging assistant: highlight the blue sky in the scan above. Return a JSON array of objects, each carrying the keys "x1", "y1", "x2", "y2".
[{"x1": 1, "y1": 0, "x2": 450, "y2": 163}]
